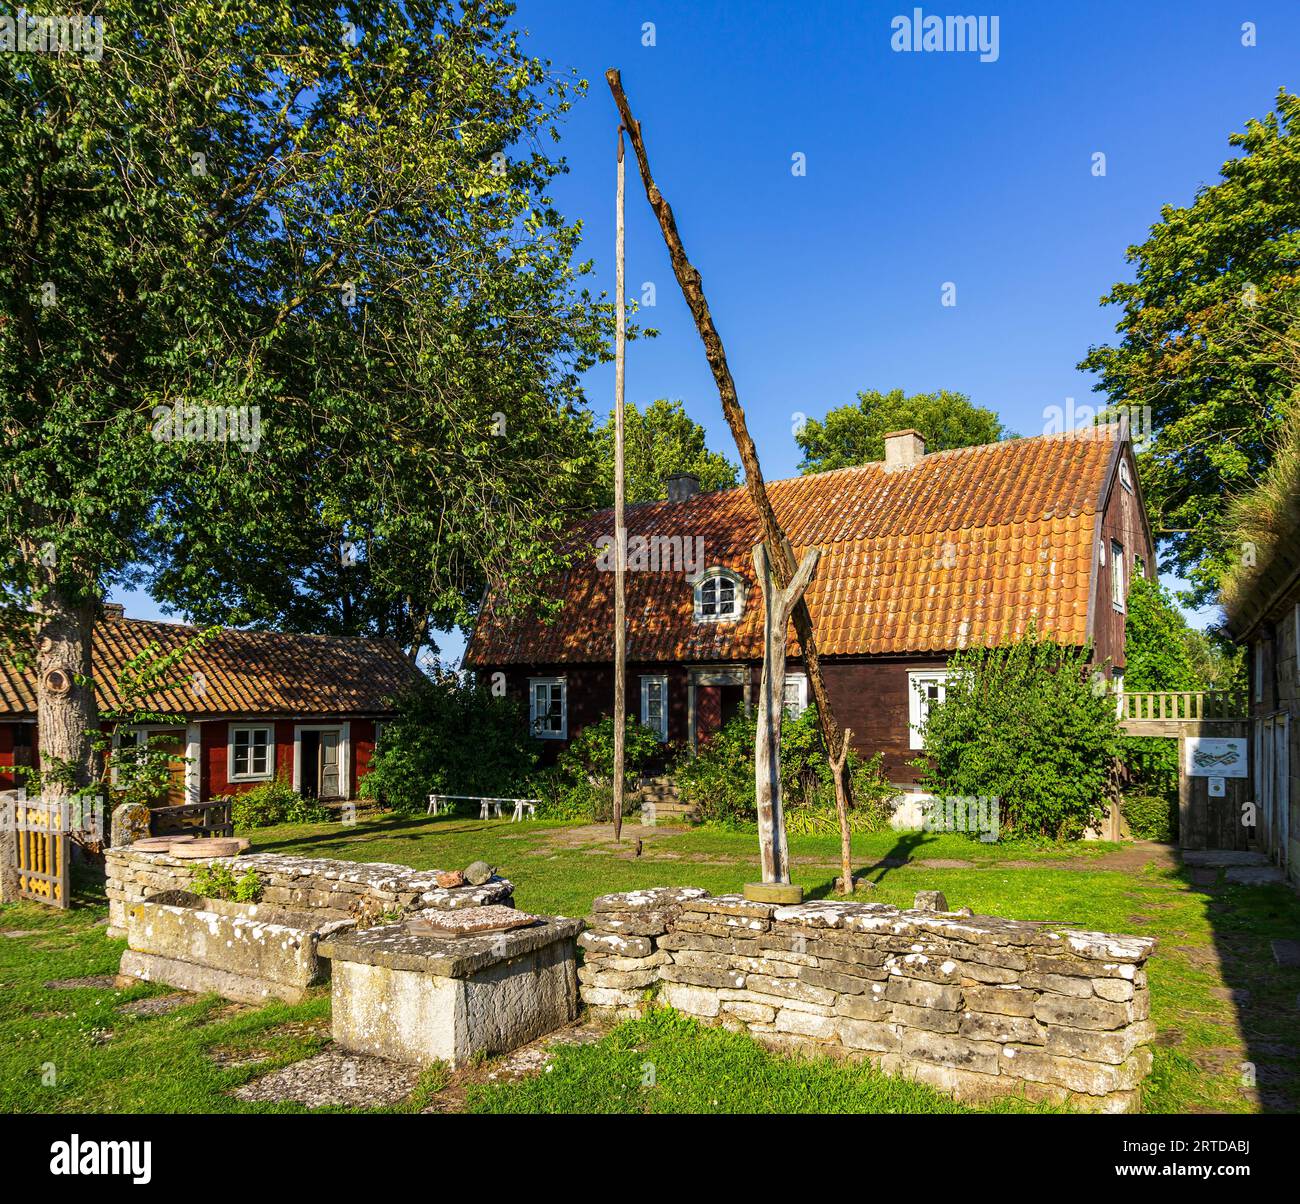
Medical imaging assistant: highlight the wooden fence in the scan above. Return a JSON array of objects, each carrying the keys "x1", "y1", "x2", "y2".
[
  {"x1": 1120, "y1": 690, "x2": 1248, "y2": 726},
  {"x1": 150, "y1": 799, "x2": 234, "y2": 838}
]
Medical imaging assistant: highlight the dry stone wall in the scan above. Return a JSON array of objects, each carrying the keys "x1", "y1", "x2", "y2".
[
  {"x1": 579, "y1": 888, "x2": 1156, "y2": 1113},
  {"x1": 105, "y1": 848, "x2": 513, "y2": 938}
]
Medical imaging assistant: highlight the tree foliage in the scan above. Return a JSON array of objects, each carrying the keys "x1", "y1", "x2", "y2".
[
  {"x1": 359, "y1": 673, "x2": 538, "y2": 813},
  {"x1": 593, "y1": 399, "x2": 739, "y2": 504},
  {"x1": 1080, "y1": 88, "x2": 1300, "y2": 605},
  {"x1": 796, "y1": 389, "x2": 1005, "y2": 474},
  {"x1": 916, "y1": 633, "x2": 1122, "y2": 840},
  {"x1": 0, "y1": 0, "x2": 620, "y2": 793}
]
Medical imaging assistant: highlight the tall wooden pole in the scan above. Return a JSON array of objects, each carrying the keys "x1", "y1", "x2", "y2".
[
  {"x1": 604, "y1": 69, "x2": 856, "y2": 824},
  {"x1": 612, "y1": 124, "x2": 627, "y2": 842}
]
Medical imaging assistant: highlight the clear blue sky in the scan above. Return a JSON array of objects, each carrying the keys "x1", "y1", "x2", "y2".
[{"x1": 115, "y1": 0, "x2": 1300, "y2": 657}]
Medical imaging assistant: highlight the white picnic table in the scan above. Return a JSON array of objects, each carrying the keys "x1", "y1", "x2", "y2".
[{"x1": 426, "y1": 793, "x2": 539, "y2": 822}]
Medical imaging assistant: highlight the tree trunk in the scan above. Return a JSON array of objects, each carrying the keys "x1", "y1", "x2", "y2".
[
  {"x1": 604, "y1": 70, "x2": 855, "y2": 829},
  {"x1": 831, "y1": 727, "x2": 854, "y2": 893},
  {"x1": 34, "y1": 591, "x2": 99, "y2": 800},
  {"x1": 753, "y1": 542, "x2": 819, "y2": 884}
]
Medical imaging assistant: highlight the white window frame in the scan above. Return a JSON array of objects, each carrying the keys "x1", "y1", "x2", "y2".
[
  {"x1": 229, "y1": 724, "x2": 275, "y2": 783},
  {"x1": 783, "y1": 672, "x2": 809, "y2": 717},
  {"x1": 1119, "y1": 458, "x2": 1133, "y2": 492},
  {"x1": 640, "y1": 675, "x2": 669, "y2": 742},
  {"x1": 1110, "y1": 540, "x2": 1126, "y2": 611},
  {"x1": 529, "y1": 677, "x2": 567, "y2": 740},
  {"x1": 693, "y1": 568, "x2": 746, "y2": 624},
  {"x1": 1112, "y1": 670, "x2": 1125, "y2": 719},
  {"x1": 290, "y1": 723, "x2": 350, "y2": 797},
  {"x1": 908, "y1": 670, "x2": 948, "y2": 750}
]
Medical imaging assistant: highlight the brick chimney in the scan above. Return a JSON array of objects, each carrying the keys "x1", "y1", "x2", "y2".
[
  {"x1": 101, "y1": 602, "x2": 126, "y2": 618},
  {"x1": 664, "y1": 472, "x2": 701, "y2": 503},
  {"x1": 883, "y1": 429, "x2": 926, "y2": 471}
]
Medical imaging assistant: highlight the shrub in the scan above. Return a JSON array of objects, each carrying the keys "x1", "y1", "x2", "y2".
[
  {"x1": 916, "y1": 631, "x2": 1122, "y2": 840},
  {"x1": 359, "y1": 673, "x2": 539, "y2": 813},
  {"x1": 675, "y1": 705, "x2": 894, "y2": 832},
  {"x1": 190, "y1": 861, "x2": 263, "y2": 903},
  {"x1": 1122, "y1": 791, "x2": 1178, "y2": 842},
  {"x1": 230, "y1": 776, "x2": 323, "y2": 830},
  {"x1": 536, "y1": 715, "x2": 663, "y2": 822}
]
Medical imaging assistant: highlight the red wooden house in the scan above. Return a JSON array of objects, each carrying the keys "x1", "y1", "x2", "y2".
[
  {"x1": 0, "y1": 608, "x2": 422, "y2": 804},
  {"x1": 464, "y1": 427, "x2": 1154, "y2": 789}
]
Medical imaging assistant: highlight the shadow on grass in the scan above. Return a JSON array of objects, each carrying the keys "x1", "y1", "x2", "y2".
[{"x1": 804, "y1": 830, "x2": 937, "y2": 900}]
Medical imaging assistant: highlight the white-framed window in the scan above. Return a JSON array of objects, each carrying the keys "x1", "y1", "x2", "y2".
[
  {"x1": 783, "y1": 673, "x2": 808, "y2": 717},
  {"x1": 1111, "y1": 540, "x2": 1125, "y2": 610},
  {"x1": 1119, "y1": 459, "x2": 1133, "y2": 492},
  {"x1": 640, "y1": 675, "x2": 669, "y2": 742},
  {"x1": 908, "y1": 670, "x2": 948, "y2": 750},
  {"x1": 1112, "y1": 670, "x2": 1125, "y2": 719},
  {"x1": 693, "y1": 569, "x2": 745, "y2": 623},
  {"x1": 229, "y1": 725, "x2": 274, "y2": 781},
  {"x1": 529, "y1": 677, "x2": 567, "y2": 739}
]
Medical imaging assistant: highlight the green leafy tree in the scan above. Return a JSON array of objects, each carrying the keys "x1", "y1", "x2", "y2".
[
  {"x1": 359, "y1": 673, "x2": 539, "y2": 813},
  {"x1": 916, "y1": 633, "x2": 1122, "y2": 840},
  {"x1": 1120, "y1": 576, "x2": 1202, "y2": 806},
  {"x1": 1080, "y1": 89, "x2": 1300, "y2": 605},
  {"x1": 593, "y1": 399, "x2": 739, "y2": 504},
  {"x1": 796, "y1": 389, "x2": 1005, "y2": 474},
  {"x1": 0, "y1": 1, "x2": 617, "y2": 799},
  {"x1": 537, "y1": 714, "x2": 663, "y2": 822}
]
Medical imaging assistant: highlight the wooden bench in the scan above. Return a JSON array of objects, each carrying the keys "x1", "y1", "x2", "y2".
[{"x1": 427, "y1": 794, "x2": 540, "y2": 822}]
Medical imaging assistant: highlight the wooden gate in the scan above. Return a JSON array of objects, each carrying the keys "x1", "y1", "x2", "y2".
[{"x1": 8, "y1": 796, "x2": 70, "y2": 908}]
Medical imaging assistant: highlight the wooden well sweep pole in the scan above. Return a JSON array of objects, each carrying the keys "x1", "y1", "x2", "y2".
[
  {"x1": 604, "y1": 68, "x2": 858, "y2": 870},
  {"x1": 612, "y1": 124, "x2": 627, "y2": 842}
]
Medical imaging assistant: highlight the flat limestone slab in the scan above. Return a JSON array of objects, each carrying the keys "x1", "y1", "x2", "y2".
[
  {"x1": 119, "y1": 949, "x2": 310, "y2": 1005},
  {"x1": 321, "y1": 917, "x2": 582, "y2": 1067}
]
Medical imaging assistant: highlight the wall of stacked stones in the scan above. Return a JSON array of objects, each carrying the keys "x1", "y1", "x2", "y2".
[
  {"x1": 579, "y1": 888, "x2": 1156, "y2": 1113},
  {"x1": 104, "y1": 849, "x2": 513, "y2": 938}
]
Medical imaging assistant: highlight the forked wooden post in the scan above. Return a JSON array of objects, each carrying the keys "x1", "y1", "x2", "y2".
[
  {"x1": 752, "y1": 541, "x2": 820, "y2": 888},
  {"x1": 831, "y1": 726, "x2": 854, "y2": 894}
]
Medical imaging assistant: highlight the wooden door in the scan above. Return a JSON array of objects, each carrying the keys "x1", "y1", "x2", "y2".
[{"x1": 319, "y1": 731, "x2": 342, "y2": 799}]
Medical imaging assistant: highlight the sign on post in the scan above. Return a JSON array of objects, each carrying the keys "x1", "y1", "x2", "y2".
[{"x1": 1185, "y1": 737, "x2": 1248, "y2": 779}]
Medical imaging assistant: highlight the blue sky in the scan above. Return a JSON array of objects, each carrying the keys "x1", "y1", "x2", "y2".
[{"x1": 114, "y1": 0, "x2": 1300, "y2": 658}]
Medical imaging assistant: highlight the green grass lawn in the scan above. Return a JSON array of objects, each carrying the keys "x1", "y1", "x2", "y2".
[{"x1": 2, "y1": 811, "x2": 1297, "y2": 1114}]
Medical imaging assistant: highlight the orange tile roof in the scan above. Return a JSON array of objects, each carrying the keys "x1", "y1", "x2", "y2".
[
  {"x1": 464, "y1": 431, "x2": 1123, "y2": 665},
  {"x1": 0, "y1": 617, "x2": 422, "y2": 719}
]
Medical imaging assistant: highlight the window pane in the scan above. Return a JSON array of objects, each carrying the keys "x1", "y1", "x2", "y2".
[
  {"x1": 718, "y1": 577, "x2": 735, "y2": 614},
  {"x1": 701, "y1": 578, "x2": 717, "y2": 615}
]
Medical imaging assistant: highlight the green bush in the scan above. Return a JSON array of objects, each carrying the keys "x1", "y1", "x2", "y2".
[
  {"x1": 675, "y1": 706, "x2": 894, "y2": 832},
  {"x1": 359, "y1": 673, "x2": 539, "y2": 813},
  {"x1": 231, "y1": 777, "x2": 324, "y2": 830},
  {"x1": 189, "y1": 861, "x2": 263, "y2": 902},
  {"x1": 915, "y1": 631, "x2": 1122, "y2": 840},
  {"x1": 1122, "y1": 792, "x2": 1177, "y2": 842},
  {"x1": 535, "y1": 715, "x2": 663, "y2": 822}
]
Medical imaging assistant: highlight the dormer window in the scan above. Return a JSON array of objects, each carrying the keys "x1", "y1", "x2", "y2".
[{"x1": 694, "y1": 569, "x2": 745, "y2": 624}]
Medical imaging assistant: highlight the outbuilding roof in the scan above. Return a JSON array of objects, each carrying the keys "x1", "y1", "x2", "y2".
[{"x1": 0, "y1": 616, "x2": 422, "y2": 719}]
